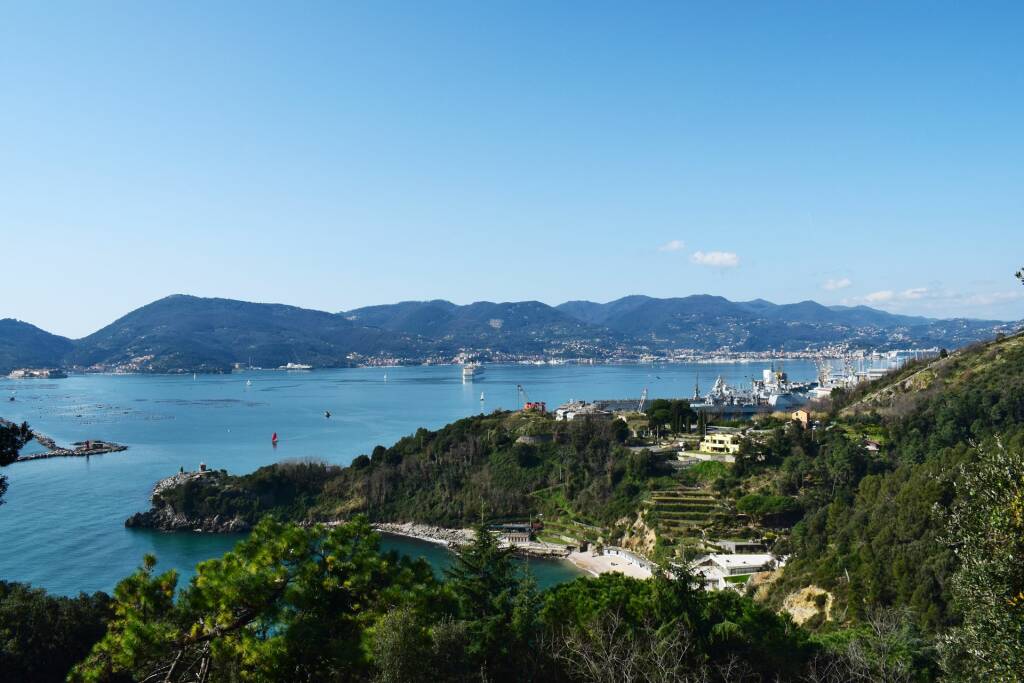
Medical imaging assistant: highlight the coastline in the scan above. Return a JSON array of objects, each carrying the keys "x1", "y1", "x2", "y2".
[
  {"x1": 370, "y1": 521, "x2": 654, "y2": 579},
  {"x1": 370, "y1": 521, "x2": 475, "y2": 547}
]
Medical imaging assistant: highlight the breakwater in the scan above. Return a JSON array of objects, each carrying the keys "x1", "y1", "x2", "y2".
[{"x1": 2, "y1": 417, "x2": 128, "y2": 462}]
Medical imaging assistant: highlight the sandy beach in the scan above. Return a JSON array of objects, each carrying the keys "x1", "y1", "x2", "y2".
[{"x1": 566, "y1": 550, "x2": 653, "y2": 579}]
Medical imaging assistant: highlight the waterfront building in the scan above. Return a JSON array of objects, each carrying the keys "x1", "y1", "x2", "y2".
[{"x1": 491, "y1": 523, "x2": 532, "y2": 544}]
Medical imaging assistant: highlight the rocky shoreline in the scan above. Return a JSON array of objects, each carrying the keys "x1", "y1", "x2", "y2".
[
  {"x1": 370, "y1": 521, "x2": 476, "y2": 547},
  {"x1": 372, "y1": 521, "x2": 572, "y2": 560},
  {"x1": 125, "y1": 508, "x2": 251, "y2": 533},
  {"x1": 124, "y1": 470, "x2": 251, "y2": 533},
  {"x1": 124, "y1": 473, "x2": 578, "y2": 564}
]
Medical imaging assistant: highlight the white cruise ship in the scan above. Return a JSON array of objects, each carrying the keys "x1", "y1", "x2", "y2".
[
  {"x1": 279, "y1": 362, "x2": 313, "y2": 370},
  {"x1": 462, "y1": 363, "x2": 484, "y2": 381}
]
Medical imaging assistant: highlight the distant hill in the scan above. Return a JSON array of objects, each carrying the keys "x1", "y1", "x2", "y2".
[
  {"x1": 0, "y1": 294, "x2": 1018, "y2": 373},
  {"x1": 342, "y1": 299, "x2": 611, "y2": 354},
  {"x1": 66, "y1": 295, "x2": 417, "y2": 373},
  {"x1": 554, "y1": 294, "x2": 1009, "y2": 350},
  {"x1": 0, "y1": 319, "x2": 74, "y2": 374}
]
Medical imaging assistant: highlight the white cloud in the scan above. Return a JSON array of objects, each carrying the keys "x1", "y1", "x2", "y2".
[
  {"x1": 823, "y1": 277, "x2": 852, "y2": 291},
  {"x1": 900, "y1": 287, "x2": 929, "y2": 300},
  {"x1": 658, "y1": 239, "x2": 686, "y2": 252},
  {"x1": 864, "y1": 290, "x2": 894, "y2": 303},
  {"x1": 843, "y1": 286, "x2": 1024, "y2": 319},
  {"x1": 690, "y1": 250, "x2": 739, "y2": 268}
]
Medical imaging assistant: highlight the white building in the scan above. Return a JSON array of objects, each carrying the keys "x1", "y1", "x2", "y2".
[{"x1": 690, "y1": 553, "x2": 778, "y2": 591}]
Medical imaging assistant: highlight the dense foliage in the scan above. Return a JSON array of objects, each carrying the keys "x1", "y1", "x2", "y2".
[
  {"x1": 939, "y1": 441, "x2": 1024, "y2": 680},
  {"x1": 0, "y1": 420, "x2": 31, "y2": 505},
  {"x1": 72, "y1": 518, "x2": 819, "y2": 682},
  {"x1": 750, "y1": 333, "x2": 1024, "y2": 636},
  {"x1": 148, "y1": 412, "x2": 667, "y2": 531},
  {"x1": 0, "y1": 581, "x2": 113, "y2": 682}
]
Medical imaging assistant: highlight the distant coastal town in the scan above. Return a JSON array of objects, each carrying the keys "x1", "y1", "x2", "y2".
[{"x1": 6, "y1": 345, "x2": 942, "y2": 378}]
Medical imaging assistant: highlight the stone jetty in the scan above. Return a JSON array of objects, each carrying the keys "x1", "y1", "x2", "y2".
[{"x1": 1, "y1": 418, "x2": 128, "y2": 462}]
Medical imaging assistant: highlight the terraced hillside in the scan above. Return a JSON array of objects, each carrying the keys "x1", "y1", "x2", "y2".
[{"x1": 644, "y1": 485, "x2": 729, "y2": 557}]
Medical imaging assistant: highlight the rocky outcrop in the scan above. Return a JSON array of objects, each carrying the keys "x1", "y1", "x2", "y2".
[
  {"x1": 372, "y1": 521, "x2": 475, "y2": 546},
  {"x1": 617, "y1": 511, "x2": 657, "y2": 557},
  {"x1": 781, "y1": 585, "x2": 834, "y2": 626},
  {"x1": 124, "y1": 470, "x2": 250, "y2": 533},
  {"x1": 125, "y1": 508, "x2": 250, "y2": 533}
]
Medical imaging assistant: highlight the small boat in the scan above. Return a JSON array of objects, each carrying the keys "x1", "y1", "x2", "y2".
[
  {"x1": 384, "y1": 372, "x2": 388, "y2": 382},
  {"x1": 271, "y1": 432, "x2": 278, "y2": 444},
  {"x1": 246, "y1": 379, "x2": 252, "y2": 387},
  {"x1": 324, "y1": 410, "x2": 331, "y2": 418},
  {"x1": 480, "y1": 392, "x2": 485, "y2": 401}
]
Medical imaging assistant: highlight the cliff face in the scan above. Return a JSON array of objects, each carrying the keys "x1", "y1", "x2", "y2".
[{"x1": 124, "y1": 470, "x2": 250, "y2": 533}]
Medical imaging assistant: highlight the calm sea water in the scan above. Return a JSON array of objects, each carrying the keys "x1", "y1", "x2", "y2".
[{"x1": 0, "y1": 361, "x2": 814, "y2": 596}]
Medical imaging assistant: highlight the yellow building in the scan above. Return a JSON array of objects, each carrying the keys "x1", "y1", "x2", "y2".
[
  {"x1": 791, "y1": 409, "x2": 811, "y2": 428},
  {"x1": 699, "y1": 432, "x2": 741, "y2": 455}
]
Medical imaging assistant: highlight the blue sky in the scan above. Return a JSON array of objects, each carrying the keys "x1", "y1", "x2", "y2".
[{"x1": 2, "y1": 2, "x2": 1022, "y2": 337}]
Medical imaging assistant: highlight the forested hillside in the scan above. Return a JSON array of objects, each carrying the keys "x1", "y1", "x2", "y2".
[
  {"x1": 126, "y1": 412, "x2": 666, "y2": 535},
  {"x1": 766, "y1": 332, "x2": 1024, "y2": 627},
  {"x1": 0, "y1": 319, "x2": 73, "y2": 374}
]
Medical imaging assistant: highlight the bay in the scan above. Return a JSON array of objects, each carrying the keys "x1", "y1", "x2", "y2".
[{"x1": 0, "y1": 361, "x2": 815, "y2": 595}]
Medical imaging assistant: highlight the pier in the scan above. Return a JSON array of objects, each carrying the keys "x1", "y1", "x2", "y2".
[
  {"x1": 2, "y1": 419, "x2": 128, "y2": 462},
  {"x1": 16, "y1": 439, "x2": 128, "y2": 461}
]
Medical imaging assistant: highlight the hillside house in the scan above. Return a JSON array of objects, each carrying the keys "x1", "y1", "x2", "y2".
[
  {"x1": 690, "y1": 553, "x2": 777, "y2": 591},
  {"x1": 699, "y1": 432, "x2": 741, "y2": 455}
]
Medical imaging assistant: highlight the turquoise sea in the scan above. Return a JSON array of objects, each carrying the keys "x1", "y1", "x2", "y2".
[{"x1": 0, "y1": 361, "x2": 815, "y2": 596}]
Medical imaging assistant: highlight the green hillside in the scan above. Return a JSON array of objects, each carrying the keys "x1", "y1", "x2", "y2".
[
  {"x1": 117, "y1": 332, "x2": 1024, "y2": 680},
  {"x1": 763, "y1": 332, "x2": 1024, "y2": 635},
  {"x1": 129, "y1": 411, "x2": 671, "y2": 537}
]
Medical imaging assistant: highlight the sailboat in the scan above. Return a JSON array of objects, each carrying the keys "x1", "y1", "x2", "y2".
[
  {"x1": 480, "y1": 392, "x2": 485, "y2": 402},
  {"x1": 384, "y1": 372, "x2": 388, "y2": 382},
  {"x1": 246, "y1": 379, "x2": 252, "y2": 388}
]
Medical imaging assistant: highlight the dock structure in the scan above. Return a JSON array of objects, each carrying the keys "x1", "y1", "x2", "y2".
[
  {"x1": 16, "y1": 440, "x2": 128, "y2": 461},
  {"x1": 1, "y1": 420, "x2": 128, "y2": 462}
]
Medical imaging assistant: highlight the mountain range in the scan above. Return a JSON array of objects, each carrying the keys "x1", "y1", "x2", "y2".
[{"x1": 0, "y1": 294, "x2": 1018, "y2": 373}]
